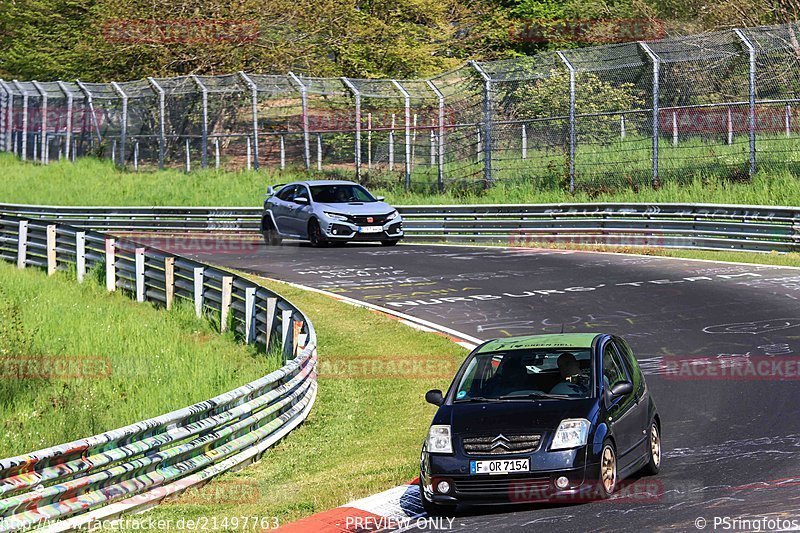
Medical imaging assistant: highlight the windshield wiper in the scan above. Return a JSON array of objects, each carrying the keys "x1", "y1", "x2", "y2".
[
  {"x1": 497, "y1": 392, "x2": 565, "y2": 400},
  {"x1": 454, "y1": 396, "x2": 507, "y2": 403}
]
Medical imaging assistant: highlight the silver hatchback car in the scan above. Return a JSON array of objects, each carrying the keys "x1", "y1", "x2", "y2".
[{"x1": 260, "y1": 180, "x2": 404, "y2": 247}]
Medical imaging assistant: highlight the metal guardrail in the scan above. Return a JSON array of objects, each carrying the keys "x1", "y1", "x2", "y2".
[
  {"x1": 1, "y1": 202, "x2": 798, "y2": 253},
  {"x1": 0, "y1": 214, "x2": 317, "y2": 532}
]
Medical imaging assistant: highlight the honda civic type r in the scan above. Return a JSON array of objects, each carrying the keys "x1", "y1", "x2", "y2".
[
  {"x1": 260, "y1": 180, "x2": 403, "y2": 247},
  {"x1": 420, "y1": 333, "x2": 661, "y2": 514}
]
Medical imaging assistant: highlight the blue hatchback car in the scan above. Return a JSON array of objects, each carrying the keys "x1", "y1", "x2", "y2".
[{"x1": 260, "y1": 181, "x2": 404, "y2": 247}]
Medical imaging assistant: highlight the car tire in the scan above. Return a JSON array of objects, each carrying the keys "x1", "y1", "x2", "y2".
[
  {"x1": 261, "y1": 217, "x2": 282, "y2": 246},
  {"x1": 596, "y1": 440, "x2": 617, "y2": 499},
  {"x1": 419, "y1": 479, "x2": 457, "y2": 516},
  {"x1": 640, "y1": 420, "x2": 661, "y2": 476},
  {"x1": 381, "y1": 239, "x2": 399, "y2": 246},
  {"x1": 308, "y1": 219, "x2": 328, "y2": 248}
]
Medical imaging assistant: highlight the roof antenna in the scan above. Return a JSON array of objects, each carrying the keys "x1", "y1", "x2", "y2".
[{"x1": 560, "y1": 322, "x2": 565, "y2": 334}]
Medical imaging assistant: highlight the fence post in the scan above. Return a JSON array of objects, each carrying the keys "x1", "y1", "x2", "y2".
[
  {"x1": 734, "y1": 28, "x2": 757, "y2": 178},
  {"x1": 191, "y1": 75, "x2": 209, "y2": 169},
  {"x1": 185, "y1": 138, "x2": 191, "y2": 172},
  {"x1": 220, "y1": 275, "x2": 233, "y2": 332},
  {"x1": 12, "y1": 80, "x2": 28, "y2": 160},
  {"x1": 367, "y1": 112, "x2": 372, "y2": 170},
  {"x1": 238, "y1": 72, "x2": 260, "y2": 170},
  {"x1": 727, "y1": 106, "x2": 733, "y2": 145},
  {"x1": 0, "y1": 80, "x2": 12, "y2": 153},
  {"x1": 105, "y1": 237, "x2": 115, "y2": 291},
  {"x1": 288, "y1": 72, "x2": 311, "y2": 170},
  {"x1": 620, "y1": 115, "x2": 626, "y2": 139},
  {"x1": 76, "y1": 231, "x2": 86, "y2": 282},
  {"x1": 556, "y1": 52, "x2": 576, "y2": 193},
  {"x1": 389, "y1": 114, "x2": 395, "y2": 171},
  {"x1": 786, "y1": 104, "x2": 791, "y2": 137},
  {"x1": 391, "y1": 80, "x2": 412, "y2": 190},
  {"x1": 16, "y1": 221, "x2": 27, "y2": 268},
  {"x1": 672, "y1": 110, "x2": 678, "y2": 146},
  {"x1": 638, "y1": 42, "x2": 660, "y2": 187},
  {"x1": 147, "y1": 77, "x2": 166, "y2": 169},
  {"x1": 135, "y1": 247, "x2": 145, "y2": 302},
  {"x1": 342, "y1": 77, "x2": 362, "y2": 181},
  {"x1": 46, "y1": 224, "x2": 56, "y2": 275},
  {"x1": 426, "y1": 80, "x2": 446, "y2": 193},
  {"x1": 76, "y1": 80, "x2": 102, "y2": 149},
  {"x1": 469, "y1": 61, "x2": 494, "y2": 188},
  {"x1": 316, "y1": 133, "x2": 322, "y2": 170},
  {"x1": 32, "y1": 81, "x2": 48, "y2": 164},
  {"x1": 0, "y1": 80, "x2": 6, "y2": 153},
  {"x1": 245, "y1": 287, "x2": 256, "y2": 344},
  {"x1": 56, "y1": 81, "x2": 74, "y2": 161},
  {"x1": 164, "y1": 257, "x2": 175, "y2": 310},
  {"x1": 111, "y1": 82, "x2": 127, "y2": 166},
  {"x1": 281, "y1": 309, "x2": 293, "y2": 360},
  {"x1": 193, "y1": 266, "x2": 204, "y2": 317}
]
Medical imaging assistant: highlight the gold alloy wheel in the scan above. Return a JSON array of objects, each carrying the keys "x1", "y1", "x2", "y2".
[
  {"x1": 651, "y1": 423, "x2": 661, "y2": 467},
  {"x1": 601, "y1": 445, "x2": 616, "y2": 494}
]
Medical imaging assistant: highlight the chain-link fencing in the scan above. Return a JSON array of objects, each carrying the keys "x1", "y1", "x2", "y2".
[{"x1": 2, "y1": 23, "x2": 800, "y2": 193}]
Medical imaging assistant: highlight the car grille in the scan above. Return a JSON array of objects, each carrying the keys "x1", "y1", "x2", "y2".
[
  {"x1": 454, "y1": 476, "x2": 550, "y2": 498},
  {"x1": 462, "y1": 434, "x2": 541, "y2": 455},
  {"x1": 346, "y1": 214, "x2": 390, "y2": 226}
]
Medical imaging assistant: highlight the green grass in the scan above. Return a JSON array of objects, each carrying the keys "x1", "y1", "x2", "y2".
[
  {"x1": 1, "y1": 146, "x2": 799, "y2": 207},
  {"x1": 138, "y1": 276, "x2": 467, "y2": 527},
  {"x1": 0, "y1": 261, "x2": 280, "y2": 457}
]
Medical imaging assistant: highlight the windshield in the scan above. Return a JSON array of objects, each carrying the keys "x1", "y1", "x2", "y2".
[
  {"x1": 310, "y1": 184, "x2": 376, "y2": 203},
  {"x1": 454, "y1": 348, "x2": 594, "y2": 401}
]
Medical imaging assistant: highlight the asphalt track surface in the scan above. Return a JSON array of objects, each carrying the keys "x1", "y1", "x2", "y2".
[{"x1": 153, "y1": 238, "x2": 800, "y2": 532}]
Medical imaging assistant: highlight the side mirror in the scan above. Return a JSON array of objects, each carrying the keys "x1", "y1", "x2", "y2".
[
  {"x1": 425, "y1": 389, "x2": 444, "y2": 406},
  {"x1": 266, "y1": 186, "x2": 275, "y2": 196},
  {"x1": 376, "y1": 196, "x2": 385, "y2": 201},
  {"x1": 610, "y1": 381, "x2": 633, "y2": 398},
  {"x1": 294, "y1": 197, "x2": 309, "y2": 205}
]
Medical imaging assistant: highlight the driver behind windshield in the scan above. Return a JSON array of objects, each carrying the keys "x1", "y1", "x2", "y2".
[{"x1": 550, "y1": 353, "x2": 589, "y2": 396}]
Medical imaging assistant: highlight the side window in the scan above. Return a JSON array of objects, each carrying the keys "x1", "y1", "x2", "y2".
[
  {"x1": 295, "y1": 185, "x2": 310, "y2": 202},
  {"x1": 615, "y1": 338, "x2": 644, "y2": 393},
  {"x1": 602, "y1": 342, "x2": 628, "y2": 391},
  {"x1": 276, "y1": 185, "x2": 296, "y2": 201}
]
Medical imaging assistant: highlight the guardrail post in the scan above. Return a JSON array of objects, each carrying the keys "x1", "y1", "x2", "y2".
[
  {"x1": 556, "y1": 52, "x2": 576, "y2": 193},
  {"x1": 220, "y1": 275, "x2": 233, "y2": 332},
  {"x1": 164, "y1": 257, "x2": 175, "y2": 310},
  {"x1": 105, "y1": 237, "x2": 115, "y2": 291},
  {"x1": 264, "y1": 297, "x2": 277, "y2": 349},
  {"x1": 191, "y1": 75, "x2": 209, "y2": 169},
  {"x1": 147, "y1": 77, "x2": 166, "y2": 169},
  {"x1": 238, "y1": 72, "x2": 260, "y2": 170},
  {"x1": 111, "y1": 82, "x2": 127, "y2": 166},
  {"x1": 12, "y1": 80, "x2": 28, "y2": 160},
  {"x1": 281, "y1": 309, "x2": 293, "y2": 360},
  {"x1": 245, "y1": 286, "x2": 256, "y2": 344},
  {"x1": 46, "y1": 224, "x2": 56, "y2": 275},
  {"x1": 638, "y1": 42, "x2": 660, "y2": 187},
  {"x1": 193, "y1": 267, "x2": 204, "y2": 317},
  {"x1": 288, "y1": 72, "x2": 311, "y2": 170},
  {"x1": 426, "y1": 80, "x2": 446, "y2": 192},
  {"x1": 76, "y1": 231, "x2": 86, "y2": 282},
  {"x1": 17, "y1": 220, "x2": 28, "y2": 268},
  {"x1": 734, "y1": 28, "x2": 757, "y2": 178},
  {"x1": 391, "y1": 80, "x2": 413, "y2": 190},
  {"x1": 469, "y1": 61, "x2": 494, "y2": 188},
  {"x1": 32, "y1": 81, "x2": 48, "y2": 164},
  {"x1": 341, "y1": 77, "x2": 362, "y2": 181},
  {"x1": 135, "y1": 247, "x2": 145, "y2": 302}
]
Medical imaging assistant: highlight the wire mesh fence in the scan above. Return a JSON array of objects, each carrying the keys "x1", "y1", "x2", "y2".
[{"x1": 3, "y1": 23, "x2": 800, "y2": 194}]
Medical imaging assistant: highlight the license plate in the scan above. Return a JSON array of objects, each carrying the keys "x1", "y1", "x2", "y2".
[
  {"x1": 359, "y1": 226, "x2": 384, "y2": 233},
  {"x1": 470, "y1": 458, "x2": 530, "y2": 475}
]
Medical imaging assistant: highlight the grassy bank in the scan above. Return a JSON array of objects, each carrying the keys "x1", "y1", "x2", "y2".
[
  {"x1": 1, "y1": 154, "x2": 799, "y2": 207},
  {"x1": 0, "y1": 261, "x2": 279, "y2": 457},
  {"x1": 141, "y1": 276, "x2": 467, "y2": 526}
]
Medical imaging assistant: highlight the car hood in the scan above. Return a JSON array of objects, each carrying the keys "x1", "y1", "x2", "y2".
[
  {"x1": 439, "y1": 399, "x2": 598, "y2": 434},
  {"x1": 315, "y1": 201, "x2": 396, "y2": 216}
]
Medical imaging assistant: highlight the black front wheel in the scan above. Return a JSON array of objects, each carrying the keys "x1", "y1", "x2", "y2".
[
  {"x1": 261, "y1": 218, "x2": 282, "y2": 246},
  {"x1": 308, "y1": 220, "x2": 328, "y2": 247}
]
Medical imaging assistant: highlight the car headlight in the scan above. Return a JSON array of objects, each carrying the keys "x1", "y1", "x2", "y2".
[
  {"x1": 324, "y1": 212, "x2": 349, "y2": 222},
  {"x1": 427, "y1": 425, "x2": 453, "y2": 454},
  {"x1": 550, "y1": 418, "x2": 590, "y2": 450},
  {"x1": 386, "y1": 210, "x2": 399, "y2": 221}
]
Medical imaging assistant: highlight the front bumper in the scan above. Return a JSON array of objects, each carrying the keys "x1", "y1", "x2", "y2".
[
  {"x1": 421, "y1": 447, "x2": 601, "y2": 505},
  {"x1": 321, "y1": 219, "x2": 403, "y2": 241}
]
